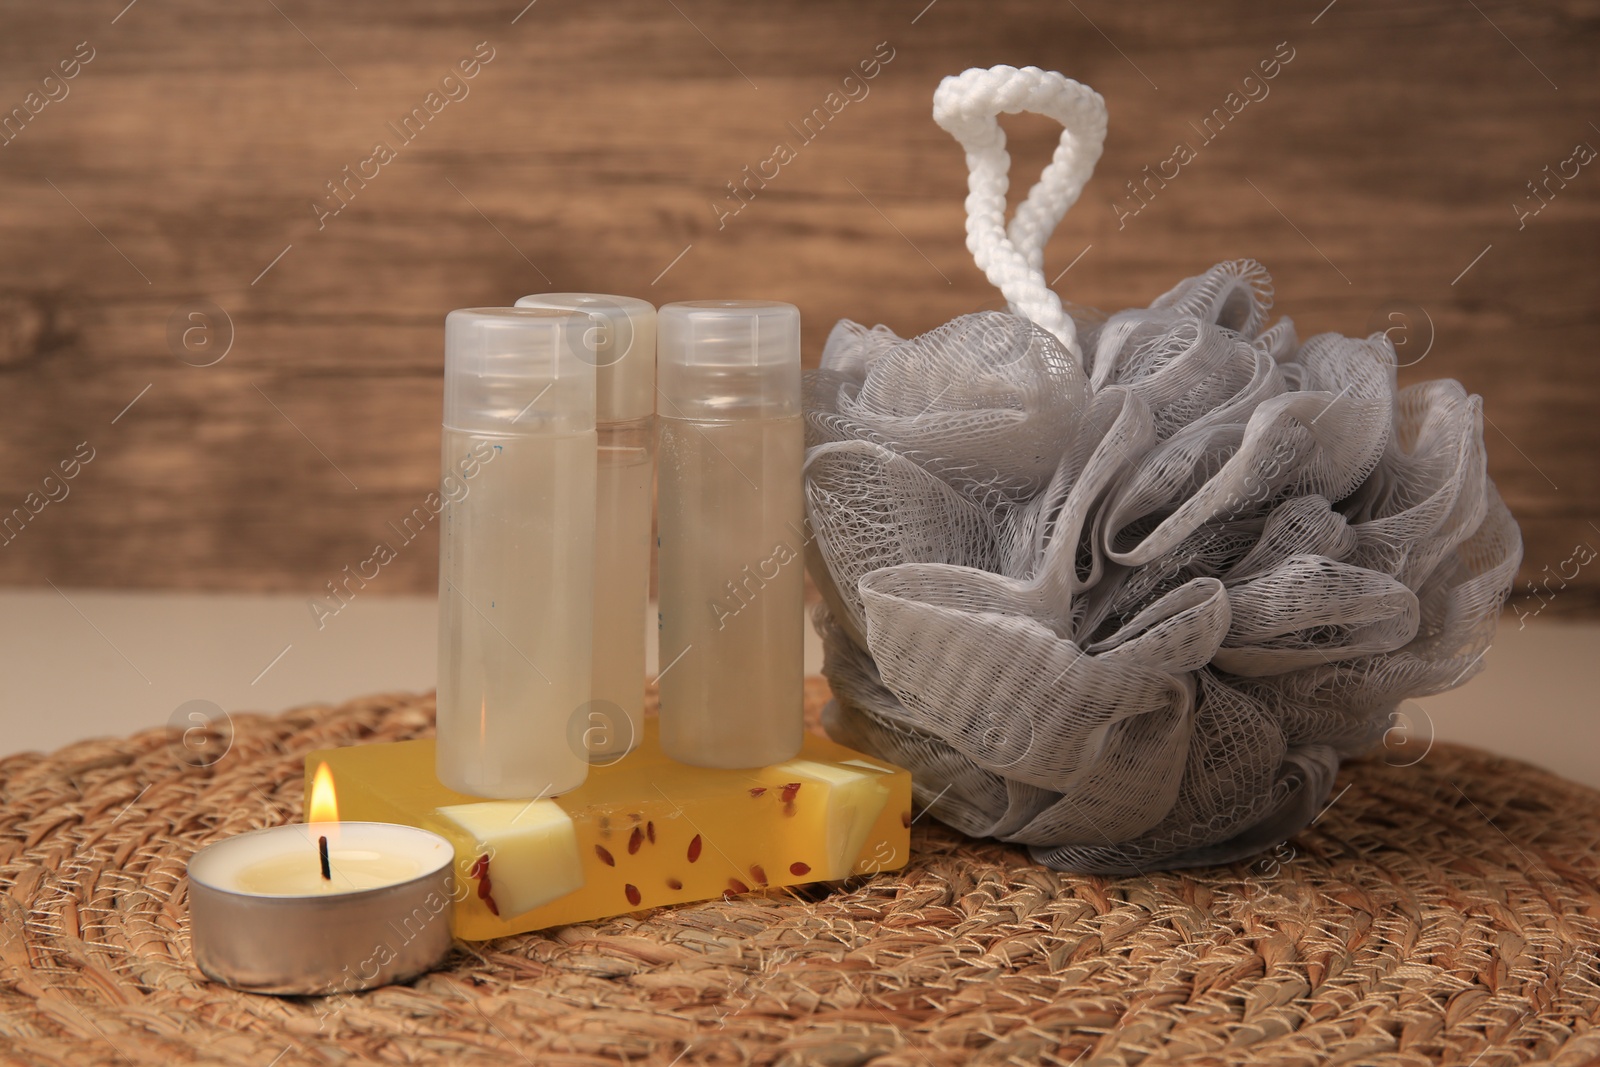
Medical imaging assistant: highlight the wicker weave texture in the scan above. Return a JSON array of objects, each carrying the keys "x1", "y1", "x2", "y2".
[{"x1": 1, "y1": 681, "x2": 1597, "y2": 1067}]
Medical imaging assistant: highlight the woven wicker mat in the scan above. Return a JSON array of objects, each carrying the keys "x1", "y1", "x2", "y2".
[{"x1": 1, "y1": 680, "x2": 1597, "y2": 1067}]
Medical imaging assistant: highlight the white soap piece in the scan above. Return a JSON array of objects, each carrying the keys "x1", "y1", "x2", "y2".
[
  {"x1": 774, "y1": 758, "x2": 892, "y2": 878},
  {"x1": 436, "y1": 799, "x2": 584, "y2": 919}
]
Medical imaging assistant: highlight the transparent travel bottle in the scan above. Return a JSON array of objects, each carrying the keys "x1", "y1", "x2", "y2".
[
  {"x1": 656, "y1": 300, "x2": 804, "y2": 769},
  {"x1": 516, "y1": 293, "x2": 656, "y2": 759},
  {"x1": 436, "y1": 308, "x2": 597, "y2": 798}
]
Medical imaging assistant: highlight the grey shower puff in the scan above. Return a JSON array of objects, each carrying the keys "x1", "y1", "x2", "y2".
[{"x1": 804, "y1": 259, "x2": 1522, "y2": 874}]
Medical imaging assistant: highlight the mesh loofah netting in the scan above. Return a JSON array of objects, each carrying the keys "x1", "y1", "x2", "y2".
[{"x1": 805, "y1": 67, "x2": 1522, "y2": 875}]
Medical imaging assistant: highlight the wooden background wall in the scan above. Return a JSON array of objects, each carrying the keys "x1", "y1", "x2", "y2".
[{"x1": 1, "y1": 0, "x2": 1596, "y2": 617}]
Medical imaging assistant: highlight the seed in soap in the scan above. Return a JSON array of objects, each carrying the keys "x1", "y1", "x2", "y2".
[
  {"x1": 902, "y1": 810, "x2": 912, "y2": 828},
  {"x1": 780, "y1": 782, "x2": 802, "y2": 803},
  {"x1": 748, "y1": 787, "x2": 766, "y2": 797},
  {"x1": 783, "y1": 801, "x2": 797, "y2": 818},
  {"x1": 471, "y1": 855, "x2": 500, "y2": 916},
  {"x1": 666, "y1": 877, "x2": 683, "y2": 891},
  {"x1": 595, "y1": 844, "x2": 615, "y2": 866},
  {"x1": 750, "y1": 865, "x2": 768, "y2": 886},
  {"x1": 624, "y1": 883, "x2": 641, "y2": 906},
  {"x1": 727, "y1": 878, "x2": 749, "y2": 894},
  {"x1": 687, "y1": 834, "x2": 702, "y2": 862},
  {"x1": 790, "y1": 862, "x2": 810, "y2": 876},
  {"x1": 646, "y1": 821, "x2": 656, "y2": 844},
  {"x1": 628, "y1": 826, "x2": 643, "y2": 854}
]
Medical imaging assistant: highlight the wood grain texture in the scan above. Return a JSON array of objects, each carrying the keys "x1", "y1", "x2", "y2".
[{"x1": 0, "y1": 0, "x2": 1595, "y2": 617}]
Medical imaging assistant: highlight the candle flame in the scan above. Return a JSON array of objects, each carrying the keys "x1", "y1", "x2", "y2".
[{"x1": 309, "y1": 761, "x2": 338, "y2": 825}]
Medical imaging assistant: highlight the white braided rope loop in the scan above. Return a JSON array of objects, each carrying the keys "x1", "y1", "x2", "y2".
[{"x1": 933, "y1": 65, "x2": 1107, "y2": 359}]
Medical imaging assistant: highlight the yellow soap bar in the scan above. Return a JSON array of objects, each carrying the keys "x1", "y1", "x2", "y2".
[{"x1": 304, "y1": 720, "x2": 911, "y2": 940}]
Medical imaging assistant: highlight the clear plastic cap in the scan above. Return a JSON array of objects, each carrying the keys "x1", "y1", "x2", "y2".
[
  {"x1": 657, "y1": 300, "x2": 801, "y2": 420},
  {"x1": 514, "y1": 293, "x2": 656, "y2": 425},
  {"x1": 443, "y1": 308, "x2": 596, "y2": 435}
]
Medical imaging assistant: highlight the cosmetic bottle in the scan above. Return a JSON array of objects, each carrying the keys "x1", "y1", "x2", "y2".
[
  {"x1": 437, "y1": 307, "x2": 596, "y2": 798},
  {"x1": 655, "y1": 300, "x2": 804, "y2": 768},
  {"x1": 516, "y1": 293, "x2": 656, "y2": 759}
]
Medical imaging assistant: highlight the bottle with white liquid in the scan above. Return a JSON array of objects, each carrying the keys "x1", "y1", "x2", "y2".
[
  {"x1": 436, "y1": 308, "x2": 597, "y2": 799},
  {"x1": 656, "y1": 300, "x2": 804, "y2": 769},
  {"x1": 516, "y1": 293, "x2": 656, "y2": 760}
]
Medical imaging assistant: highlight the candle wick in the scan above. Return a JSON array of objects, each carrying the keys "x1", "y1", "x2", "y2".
[{"x1": 318, "y1": 835, "x2": 331, "y2": 881}]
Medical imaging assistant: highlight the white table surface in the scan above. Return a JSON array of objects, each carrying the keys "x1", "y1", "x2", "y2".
[{"x1": 0, "y1": 589, "x2": 1594, "y2": 789}]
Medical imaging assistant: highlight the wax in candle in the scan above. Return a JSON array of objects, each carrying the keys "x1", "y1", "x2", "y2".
[
  {"x1": 233, "y1": 847, "x2": 422, "y2": 896},
  {"x1": 306, "y1": 719, "x2": 911, "y2": 940}
]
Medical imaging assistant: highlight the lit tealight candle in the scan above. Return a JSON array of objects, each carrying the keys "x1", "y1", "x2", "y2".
[{"x1": 187, "y1": 763, "x2": 457, "y2": 995}]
